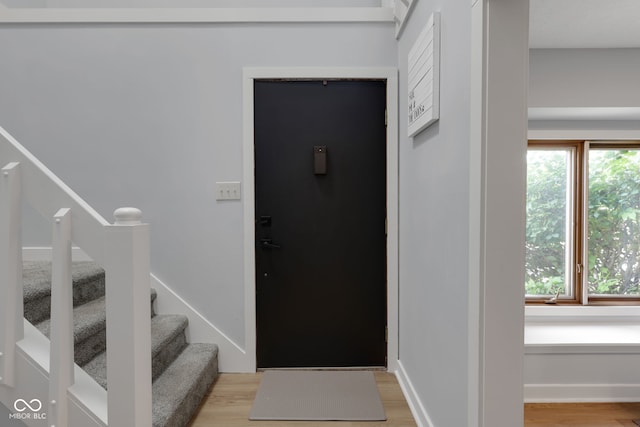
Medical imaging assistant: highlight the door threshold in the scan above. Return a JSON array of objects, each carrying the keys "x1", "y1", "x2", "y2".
[{"x1": 257, "y1": 366, "x2": 387, "y2": 372}]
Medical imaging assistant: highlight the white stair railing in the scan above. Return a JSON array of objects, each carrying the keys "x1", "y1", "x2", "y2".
[
  {"x1": 49, "y1": 208, "x2": 74, "y2": 427},
  {"x1": 0, "y1": 126, "x2": 152, "y2": 427},
  {"x1": 104, "y1": 208, "x2": 152, "y2": 427},
  {"x1": 0, "y1": 161, "x2": 23, "y2": 388}
]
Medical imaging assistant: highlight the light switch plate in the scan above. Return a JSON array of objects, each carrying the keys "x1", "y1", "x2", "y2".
[{"x1": 216, "y1": 181, "x2": 241, "y2": 200}]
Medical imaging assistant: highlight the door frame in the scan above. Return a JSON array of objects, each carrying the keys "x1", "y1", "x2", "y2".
[{"x1": 242, "y1": 67, "x2": 399, "y2": 372}]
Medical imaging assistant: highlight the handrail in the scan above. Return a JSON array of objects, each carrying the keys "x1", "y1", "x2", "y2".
[
  {"x1": 0, "y1": 127, "x2": 109, "y2": 265},
  {"x1": 0, "y1": 126, "x2": 152, "y2": 427}
]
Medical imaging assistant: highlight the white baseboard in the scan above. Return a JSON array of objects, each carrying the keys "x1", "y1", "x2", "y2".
[
  {"x1": 524, "y1": 383, "x2": 640, "y2": 402},
  {"x1": 150, "y1": 273, "x2": 249, "y2": 372},
  {"x1": 394, "y1": 360, "x2": 434, "y2": 427},
  {"x1": 22, "y1": 247, "x2": 251, "y2": 373}
]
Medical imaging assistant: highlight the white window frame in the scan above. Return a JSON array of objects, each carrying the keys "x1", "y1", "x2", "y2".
[{"x1": 527, "y1": 128, "x2": 640, "y2": 313}]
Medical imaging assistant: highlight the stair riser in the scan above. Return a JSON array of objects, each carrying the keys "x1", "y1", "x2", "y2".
[
  {"x1": 73, "y1": 275, "x2": 106, "y2": 308},
  {"x1": 24, "y1": 299, "x2": 51, "y2": 327},
  {"x1": 24, "y1": 274, "x2": 105, "y2": 325},
  {"x1": 153, "y1": 333, "x2": 187, "y2": 382},
  {"x1": 151, "y1": 291, "x2": 157, "y2": 317},
  {"x1": 153, "y1": 350, "x2": 218, "y2": 427},
  {"x1": 152, "y1": 344, "x2": 219, "y2": 427},
  {"x1": 76, "y1": 329, "x2": 107, "y2": 366}
]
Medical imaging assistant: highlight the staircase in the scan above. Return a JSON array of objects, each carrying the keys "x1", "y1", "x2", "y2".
[
  {"x1": 1, "y1": 125, "x2": 230, "y2": 426},
  {"x1": 22, "y1": 260, "x2": 218, "y2": 427}
]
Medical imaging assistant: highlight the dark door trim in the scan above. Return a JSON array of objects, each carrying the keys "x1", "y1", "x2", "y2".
[{"x1": 242, "y1": 67, "x2": 399, "y2": 373}]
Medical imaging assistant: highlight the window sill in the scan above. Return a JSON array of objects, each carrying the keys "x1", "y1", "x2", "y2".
[
  {"x1": 526, "y1": 305, "x2": 640, "y2": 322},
  {"x1": 524, "y1": 305, "x2": 640, "y2": 354}
]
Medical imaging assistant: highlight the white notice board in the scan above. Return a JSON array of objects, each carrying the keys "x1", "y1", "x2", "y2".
[{"x1": 408, "y1": 12, "x2": 440, "y2": 137}]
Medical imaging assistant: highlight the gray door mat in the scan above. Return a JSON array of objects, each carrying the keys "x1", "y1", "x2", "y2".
[{"x1": 249, "y1": 370, "x2": 386, "y2": 421}]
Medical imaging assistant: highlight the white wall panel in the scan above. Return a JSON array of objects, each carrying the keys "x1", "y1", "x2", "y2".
[
  {"x1": 529, "y1": 48, "x2": 640, "y2": 108},
  {"x1": 396, "y1": 0, "x2": 473, "y2": 425},
  {"x1": 0, "y1": 21, "x2": 396, "y2": 350}
]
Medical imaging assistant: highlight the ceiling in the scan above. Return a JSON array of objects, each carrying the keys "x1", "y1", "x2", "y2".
[{"x1": 530, "y1": 0, "x2": 640, "y2": 48}]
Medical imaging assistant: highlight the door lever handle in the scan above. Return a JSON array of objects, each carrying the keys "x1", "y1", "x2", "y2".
[{"x1": 260, "y1": 238, "x2": 281, "y2": 250}]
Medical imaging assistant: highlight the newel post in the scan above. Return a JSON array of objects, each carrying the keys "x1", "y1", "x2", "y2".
[
  {"x1": 0, "y1": 162, "x2": 24, "y2": 387},
  {"x1": 104, "y1": 207, "x2": 152, "y2": 427}
]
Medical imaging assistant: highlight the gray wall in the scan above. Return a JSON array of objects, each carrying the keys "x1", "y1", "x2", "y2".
[
  {"x1": 529, "y1": 48, "x2": 640, "y2": 108},
  {"x1": 0, "y1": 402, "x2": 27, "y2": 427},
  {"x1": 45, "y1": 0, "x2": 382, "y2": 7},
  {"x1": 0, "y1": 21, "x2": 397, "y2": 347},
  {"x1": 1, "y1": 0, "x2": 46, "y2": 7},
  {"x1": 397, "y1": 1, "x2": 471, "y2": 426},
  {"x1": 2, "y1": 0, "x2": 380, "y2": 6}
]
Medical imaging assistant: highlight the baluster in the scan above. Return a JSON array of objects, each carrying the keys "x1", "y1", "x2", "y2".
[
  {"x1": 0, "y1": 162, "x2": 24, "y2": 387},
  {"x1": 105, "y1": 207, "x2": 152, "y2": 427},
  {"x1": 49, "y1": 208, "x2": 74, "y2": 427}
]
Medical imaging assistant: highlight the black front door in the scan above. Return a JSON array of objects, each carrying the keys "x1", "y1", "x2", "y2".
[{"x1": 254, "y1": 80, "x2": 387, "y2": 368}]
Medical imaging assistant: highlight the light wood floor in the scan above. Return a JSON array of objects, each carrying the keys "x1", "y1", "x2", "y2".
[
  {"x1": 525, "y1": 403, "x2": 640, "y2": 426},
  {"x1": 187, "y1": 371, "x2": 417, "y2": 427},
  {"x1": 188, "y1": 374, "x2": 640, "y2": 427}
]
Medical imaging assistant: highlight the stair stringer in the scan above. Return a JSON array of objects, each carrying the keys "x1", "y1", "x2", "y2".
[
  {"x1": 151, "y1": 274, "x2": 248, "y2": 373},
  {"x1": 0, "y1": 320, "x2": 106, "y2": 427}
]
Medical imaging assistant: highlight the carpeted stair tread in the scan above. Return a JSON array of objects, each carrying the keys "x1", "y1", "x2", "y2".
[
  {"x1": 22, "y1": 261, "x2": 219, "y2": 427},
  {"x1": 36, "y1": 296, "x2": 107, "y2": 365},
  {"x1": 151, "y1": 314, "x2": 188, "y2": 360},
  {"x1": 83, "y1": 314, "x2": 190, "y2": 388},
  {"x1": 23, "y1": 261, "x2": 103, "y2": 301},
  {"x1": 23, "y1": 261, "x2": 105, "y2": 325},
  {"x1": 36, "y1": 296, "x2": 106, "y2": 344},
  {"x1": 152, "y1": 343, "x2": 219, "y2": 427},
  {"x1": 150, "y1": 314, "x2": 188, "y2": 381},
  {"x1": 35, "y1": 289, "x2": 160, "y2": 344}
]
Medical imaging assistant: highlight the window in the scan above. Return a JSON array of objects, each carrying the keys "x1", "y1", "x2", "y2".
[{"x1": 526, "y1": 141, "x2": 640, "y2": 305}]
